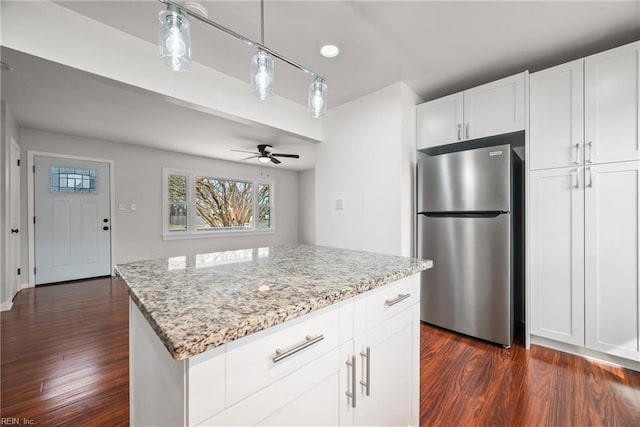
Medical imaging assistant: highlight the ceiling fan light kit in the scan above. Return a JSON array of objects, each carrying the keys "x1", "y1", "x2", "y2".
[
  {"x1": 157, "y1": 0, "x2": 328, "y2": 117},
  {"x1": 231, "y1": 144, "x2": 300, "y2": 165}
]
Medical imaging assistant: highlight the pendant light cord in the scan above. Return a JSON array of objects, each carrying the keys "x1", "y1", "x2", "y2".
[{"x1": 260, "y1": 0, "x2": 264, "y2": 45}]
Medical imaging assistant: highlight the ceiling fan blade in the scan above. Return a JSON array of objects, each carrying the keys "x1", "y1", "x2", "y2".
[
  {"x1": 241, "y1": 155, "x2": 259, "y2": 160},
  {"x1": 270, "y1": 157, "x2": 282, "y2": 164},
  {"x1": 231, "y1": 149, "x2": 260, "y2": 154},
  {"x1": 272, "y1": 153, "x2": 300, "y2": 158}
]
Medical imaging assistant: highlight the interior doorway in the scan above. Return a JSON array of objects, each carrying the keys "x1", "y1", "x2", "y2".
[
  {"x1": 33, "y1": 155, "x2": 112, "y2": 285},
  {"x1": 8, "y1": 139, "x2": 21, "y2": 300}
]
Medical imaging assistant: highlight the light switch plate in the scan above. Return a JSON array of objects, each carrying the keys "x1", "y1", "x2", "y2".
[
  {"x1": 119, "y1": 203, "x2": 127, "y2": 211},
  {"x1": 335, "y1": 199, "x2": 344, "y2": 210},
  {"x1": 131, "y1": 203, "x2": 137, "y2": 211}
]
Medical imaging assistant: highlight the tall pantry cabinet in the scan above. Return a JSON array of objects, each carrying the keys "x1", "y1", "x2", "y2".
[{"x1": 529, "y1": 41, "x2": 640, "y2": 363}]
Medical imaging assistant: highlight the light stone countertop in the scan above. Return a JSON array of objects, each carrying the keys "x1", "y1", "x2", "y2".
[{"x1": 115, "y1": 244, "x2": 433, "y2": 360}]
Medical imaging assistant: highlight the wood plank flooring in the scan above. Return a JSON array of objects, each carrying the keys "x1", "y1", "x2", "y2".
[{"x1": 2, "y1": 276, "x2": 640, "y2": 425}]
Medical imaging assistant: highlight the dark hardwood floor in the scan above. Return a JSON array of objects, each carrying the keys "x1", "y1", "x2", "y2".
[
  {"x1": 1, "y1": 277, "x2": 129, "y2": 426},
  {"x1": 2, "y1": 277, "x2": 640, "y2": 426}
]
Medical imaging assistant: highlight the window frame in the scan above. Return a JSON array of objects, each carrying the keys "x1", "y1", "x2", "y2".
[{"x1": 162, "y1": 168, "x2": 275, "y2": 240}]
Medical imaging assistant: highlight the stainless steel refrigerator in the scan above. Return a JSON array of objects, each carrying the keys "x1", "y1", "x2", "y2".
[{"x1": 417, "y1": 143, "x2": 521, "y2": 347}]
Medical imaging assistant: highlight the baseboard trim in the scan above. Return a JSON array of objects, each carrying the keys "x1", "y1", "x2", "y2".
[
  {"x1": 1, "y1": 301, "x2": 13, "y2": 312},
  {"x1": 531, "y1": 335, "x2": 640, "y2": 372},
  {"x1": 21, "y1": 282, "x2": 32, "y2": 290}
]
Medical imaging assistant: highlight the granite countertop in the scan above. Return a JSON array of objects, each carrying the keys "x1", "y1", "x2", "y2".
[{"x1": 115, "y1": 244, "x2": 432, "y2": 360}]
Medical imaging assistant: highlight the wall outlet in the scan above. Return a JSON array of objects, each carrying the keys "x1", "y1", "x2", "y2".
[
  {"x1": 335, "y1": 199, "x2": 344, "y2": 210},
  {"x1": 119, "y1": 203, "x2": 127, "y2": 211}
]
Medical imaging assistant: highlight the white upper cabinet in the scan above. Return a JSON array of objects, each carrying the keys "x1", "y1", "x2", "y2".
[
  {"x1": 416, "y1": 93, "x2": 464, "y2": 149},
  {"x1": 585, "y1": 161, "x2": 640, "y2": 361},
  {"x1": 530, "y1": 59, "x2": 585, "y2": 170},
  {"x1": 463, "y1": 72, "x2": 526, "y2": 140},
  {"x1": 585, "y1": 42, "x2": 640, "y2": 164},
  {"x1": 417, "y1": 72, "x2": 526, "y2": 149}
]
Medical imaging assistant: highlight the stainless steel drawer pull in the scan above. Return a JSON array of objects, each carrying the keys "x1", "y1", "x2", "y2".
[
  {"x1": 360, "y1": 346, "x2": 371, "y2": 396},
  {"x1": 586, "y1": 141, "x2": 593, "y2": 163},
  {"x1": 385, "y1": 293, "x2": 411, "y2": 307},
  {"x1": 346, "y1": 355, "x2": 357, "y2": 408},
  {"x1": 272, "y1": 334, "x2": 324, "y2": 363},
  {"x1": 574, "y1": 143, "x2": 580, "y2": 164},
  {"x1": 457, "y1": 124, "x2": 462, "y2": 141}
]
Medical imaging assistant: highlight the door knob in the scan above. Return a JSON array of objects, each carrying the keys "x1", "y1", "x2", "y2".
[
  {"x1": 11, "y1": 228, "x2": 19, "y2": 234},
  {"x1": 103, "y1": 226, "x2": 109, "y2": 231}
]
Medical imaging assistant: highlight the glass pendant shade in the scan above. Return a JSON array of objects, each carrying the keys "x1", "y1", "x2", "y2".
[
  {"x1": 251, "y1": 50, "x2": 274, "y2": 100},
  {"x1": 258, "y1": 156, "x2": 271, "y2": 163},
  {"x1": 308, "y1": 77, "x2": 328, "y2": 118},
  {"x1": 159, "y1": 9, "x2": 191, "y2": 71}
]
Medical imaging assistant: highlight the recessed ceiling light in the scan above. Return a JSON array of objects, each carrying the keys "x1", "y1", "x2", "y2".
[{"x1": 320, "y1": 45, "x2": 340, "y2": 58}]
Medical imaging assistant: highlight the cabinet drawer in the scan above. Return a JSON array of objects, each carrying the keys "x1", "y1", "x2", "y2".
[
  {"x1": 366, "y1": 274, "x2": 420, "y2": 330},
  {"x1": 226, "y1": 304, "x2": 340, "y2": 406}
]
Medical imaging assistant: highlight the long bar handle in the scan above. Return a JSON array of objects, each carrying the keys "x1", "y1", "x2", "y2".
[
  {"x1": 586, "y1": 141, "x2": 593, "y2": 163},
  {"x1": 574, "y1": 143, "x2": 580, "y2": 164},
  {"x1": 273, "y1": 334, "x2": 324, "y2": 363},
  {"x1": 573, "y1": 169, "x2": 580, "y2": 189},
  {"x1": 465, "y1": 122, "x2": 470, "y2": 139},
  {"x1": 345, "y1": 355, "x2": 357, "y2": 408},
  {"x1": 587, "y1": 167, "x2": 593, "y2": 188},
  {"x1": 385, "y1": 293, "x2": 411, "y2": 307},
  {"x1": 360, "y1": 347, "x2": 371, "y2": 396},
  {"x1": 457, "y1": 124, "x2": 462, "y2": 141}
]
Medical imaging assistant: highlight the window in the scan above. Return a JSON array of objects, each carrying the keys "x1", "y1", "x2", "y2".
[
  {"x1": 51, "y1": 167, "x2": 96, "y2": 193},
  {"x1": 163, "y1": 169, "x2": 274, "y2": 238}
]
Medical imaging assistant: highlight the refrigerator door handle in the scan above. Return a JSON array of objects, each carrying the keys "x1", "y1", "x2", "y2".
[{"x1": 423, "y1": 211, "x2": 506, "y2": 218}]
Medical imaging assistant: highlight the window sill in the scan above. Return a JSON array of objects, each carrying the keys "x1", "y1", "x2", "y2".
[{"x1": 162, "y1": 229, "x2": 276, "y2": 241}]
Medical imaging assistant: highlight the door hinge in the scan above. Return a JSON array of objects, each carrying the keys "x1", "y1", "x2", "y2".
[
  {"x1": 34, "y1": 267, "x2": 37, "y2": 275},
  {"x1": 17, "y1": 268, "x2": 21, "y2": 276},
  {"x1": 33, "y1": 165, "x2": 35, "y2": 173},
  {"x1": 33, "y1": 216, "x2": 36, "y2": 224},
  {"x1": 17, "y1": 159, "x2": 20, "y2": 166}
]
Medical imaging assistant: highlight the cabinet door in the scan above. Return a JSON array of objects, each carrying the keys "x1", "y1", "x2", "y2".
[
  {"x1": 530, "y1": 59, "x2": 584, "y2": 170},
  {"x1": 224, "y1": 344, "x2": 347, "y2": 426},
  {"x1": 463, "y1": 72, "x2": 526, "y2": 140},
  {"x1": 416, "y1": 92, "x2": 464, "y2": 149},
  {"x1": 585, "y1": 41, "x2": 640, "y2": 164},
  {"x1": 529, "y1": 167, "x2": 585, "y2": 346},
  {"x1": 585, "y1": 161, "x2": 640, "y2": 361},
  {"x1": 354, "y1": 305, "x2": 419, "y2": 427}
]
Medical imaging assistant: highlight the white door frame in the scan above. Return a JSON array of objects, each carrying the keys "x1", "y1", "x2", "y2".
[{"x1": 27, "y1": 150, "x2": 116, "y2": 287}]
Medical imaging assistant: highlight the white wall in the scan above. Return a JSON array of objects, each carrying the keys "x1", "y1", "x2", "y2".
[
  {"x1": 1, "y1": 102, "x2": 20, "y2": 309},
  {"x1": 19, "y1": 128, "x2": 299, "y2": 281},
  {"x1": 315, "y1": 83, "x2": 422, "y2": 256},
  {"x1": 297, "y1": 169, "x2": 315, "y2": 244}
]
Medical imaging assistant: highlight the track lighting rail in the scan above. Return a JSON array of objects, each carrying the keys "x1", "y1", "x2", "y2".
[{"x1": 158, "y1": 0, "x2": 325, "y2": 81}]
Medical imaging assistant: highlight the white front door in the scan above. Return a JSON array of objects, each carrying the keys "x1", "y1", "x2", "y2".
[
  {"x1": 9, "y1": 139, "x2": 21, "y2": 297},
  {"x1": 34, "y1": 155, "x2": 111, "y2": 285}
]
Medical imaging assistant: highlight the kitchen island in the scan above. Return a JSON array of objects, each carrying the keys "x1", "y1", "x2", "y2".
[{"x1": 116, "y1": 245, "x2": 432, "y2": 426}]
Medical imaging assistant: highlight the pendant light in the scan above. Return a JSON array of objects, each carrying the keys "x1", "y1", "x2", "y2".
[
  {"x1": 251, "y1": 0, "x2": 274, "y2": 100},
  {"x1": 308, "y1": 76, "x2": 328, "y2": 118},
  {"x1": 158, "y1": 6, "x2": 191, "y2": 71},
  {"x1": 157, "y1": 0, "x2": 328, "y2": 118}
]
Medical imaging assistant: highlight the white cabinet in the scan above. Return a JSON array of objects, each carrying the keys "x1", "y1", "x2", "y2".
[
  {"x1": 416, "y1": 93, "x2": 464, "y2": 149},
  {"x1": 417, "y1": 72, "x2": 526, "y2": 149},
  {"x1": 530, "y1": 41, "x2": 640, "y2": 170},
  {"x1": 529, "y1": 162, "x2": 640, "y2": 362},
  {"x1": 130, "y1": 274, "x2": 423, "y2": 426},
  {"x1": 585, "y1": 42, "x2": 640, "y2": 164},
  {"x1": 340, "y1": 276, "x2": 420, "y2": 427},
  {"x1": 530, "y1": 59, "x2": 584, "y2": 169},
  {"x1": 529, "y1": 167, "x2": 585, "y2": 346},
  {"x1": 585, "y1": 162, "x2": 640, "y2": 361}
]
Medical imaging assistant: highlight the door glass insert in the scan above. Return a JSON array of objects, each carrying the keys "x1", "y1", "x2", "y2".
[{"x1": 51, "y1": 167, "x2": 97, "y2": 193}]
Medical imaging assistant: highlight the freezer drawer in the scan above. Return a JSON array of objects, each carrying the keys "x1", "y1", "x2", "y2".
[
  {"x1": 418, "y1": 213, "x2": 513, "y2": 346},
  {"x1": 417, "y1": 144, "x2": 511, "y2": 213}
]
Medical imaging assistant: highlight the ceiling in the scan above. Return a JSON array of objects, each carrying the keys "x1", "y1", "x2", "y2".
[{"x1": 2, "y1": 1, "x2": 639, "y2": 171}]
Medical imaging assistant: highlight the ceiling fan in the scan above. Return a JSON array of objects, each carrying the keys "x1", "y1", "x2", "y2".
[{"x1": 231, "y1": 144, "x2": 300, "y2": 164}]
